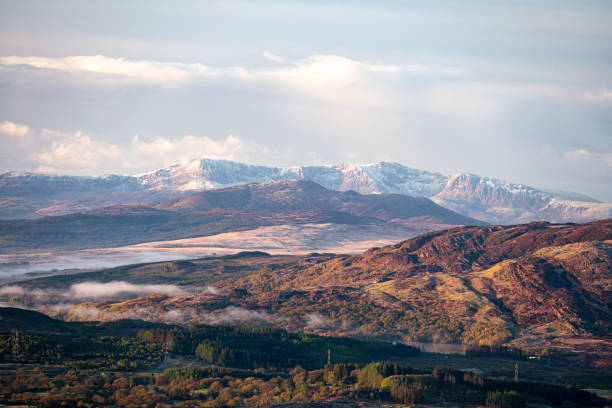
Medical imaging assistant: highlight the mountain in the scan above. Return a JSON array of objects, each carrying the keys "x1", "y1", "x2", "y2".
[
  {"x1": 9, "y1": 219, "x2": 610, "y2": 355},
  {"x1": 432, "y1": 172, "x2": 612, "y2": 224},
  {"x1": 0, "y1": 179, "x2": 483, "y2": 253},
  {"x1": 2, "y1": 159, "x2": 609, "y2": 223}
]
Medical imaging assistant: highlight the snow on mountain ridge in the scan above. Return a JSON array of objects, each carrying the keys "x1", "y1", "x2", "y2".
[
  {"x1": 431, "y1": 171, "x2": 612, "y2": 224},
  {"x1": 134, "y1": 159, "x2": 449, "y2": 198},
  {"x1": 1, "y1": 158, "x2": 609, "y2": 224}
]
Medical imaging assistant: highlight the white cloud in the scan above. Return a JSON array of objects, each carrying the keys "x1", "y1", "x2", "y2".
[
  {"x1": 265, "y1": 55, "x2": 402, "y2": 85},
  {"x1": 0, "y1": 54, "x2": 403, "y2": 87},
  {"x1": 132, "y1": 134, "x2": 263, "y2": 166},
  {"x1": 257, "y1": 54, "x2": 404, "y2": 108},
  {"x1": 0, "y1": 55, "x2": 224, "y2": 88},
  {"x1": 0, "y1": 121, "x2": 29, "y2": 137},
  {"x1": 19, "y1": 126, "x2": 271, "y2": 175},
  {"x1": 33, "y1": 129, "x2": 123, "y2": 173},
  {"x1": 564, "y1": 149, "x2": 592, "y2": 159},
  {"x1": 7, "y1": 54, "x2": 566, "y2": 117},
  {"x1": 565, "y1": 149, "x2": 612, "y2": 169},
  {"x1": 584, "y1": 88, "x2": 612, "y2": 104},
  {"x1": 5, "y1": 54, "x2": 574, "y2": 120},
  {"x1": 263, "y1": 51, "x2": 286, "y2": 63},
  {"x1": 0, "y1": 54, "x2": 429, "y2": 108}
]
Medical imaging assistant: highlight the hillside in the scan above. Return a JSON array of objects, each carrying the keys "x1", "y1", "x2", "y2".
[
  {"x1": 0, "y1": 180, "x2": 482, "y2": 253},
  {"x1": 2, "y1": 159, "x2": 609, "y2": 224},
  {"x1": 5, "y1": 219, "x2": 610, "y2": 358}
]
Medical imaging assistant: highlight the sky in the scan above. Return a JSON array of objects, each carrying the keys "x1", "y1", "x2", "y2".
[{"x1": 0, "y1": 0, "x2": 611, "y2": 200}]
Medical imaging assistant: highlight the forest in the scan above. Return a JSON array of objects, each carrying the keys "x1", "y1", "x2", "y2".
[
  {"x1": 0, "y1": 308, "x2": 609, "y2": 407},
  {"x1": 1, "y1": 361, "x2": 607, "y2": 407}
]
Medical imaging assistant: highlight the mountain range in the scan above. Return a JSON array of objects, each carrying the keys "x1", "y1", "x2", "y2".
[{"x1": 2, "y1": 158, "x2": 610, "y2": 224}]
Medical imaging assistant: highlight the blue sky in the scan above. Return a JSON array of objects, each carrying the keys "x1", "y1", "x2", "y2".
[{"x1": 0, "y1": 0, "x2": 611, "y2": 200}]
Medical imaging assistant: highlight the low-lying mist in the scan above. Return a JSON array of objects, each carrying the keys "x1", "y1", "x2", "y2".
[
  {"x1": 0, "y1": 278, "x2": 353, "y2": 337},
  {"x1": 0, "y1": 250, "x2": 201, "y2": 281},
  {"x1": 0, "y1": 281, "x2": 350, "y2": 336},
  {"x1": 0, "y1": 280, "x2": 213, "y2": 303},
  {"x1": 47, "y1": 304, "x2": 285, "y2": 327}
]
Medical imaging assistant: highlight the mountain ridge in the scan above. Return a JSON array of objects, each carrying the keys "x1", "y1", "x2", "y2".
[{"x1": 1, "y1": 158, "x2": 609, "y2": 223}]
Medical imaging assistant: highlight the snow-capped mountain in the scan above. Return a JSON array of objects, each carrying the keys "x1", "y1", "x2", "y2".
[
  {"x1": 1, "y1": 158, "x2": 610, "y2": 224},
  {"x1": 431, "y1": 172, "x2": 611, "y2": 224},
  {"x1": 137, "y1": 159, "x2": 448, "y2": 197}
]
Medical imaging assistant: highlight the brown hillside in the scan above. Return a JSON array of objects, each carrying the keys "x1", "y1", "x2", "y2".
[{"x1": 14, "y1": 219, "x2": 611, "y2": 350}]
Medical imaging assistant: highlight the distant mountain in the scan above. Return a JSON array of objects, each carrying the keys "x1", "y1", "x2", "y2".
[
  {"x1": 1, "y1": 159, "x2": 609, "y2": 223},
  {"x1": 432, "y1": 172, "x2": 611, "y2": 224},
  {"x1": 0, "y1": 179, "x2": 482, "y2": 253}
]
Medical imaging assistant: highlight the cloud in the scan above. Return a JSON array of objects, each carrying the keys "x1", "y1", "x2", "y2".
[
  {"x1": 565, "y1": 149, "x2": 591, "y2": 159},
  {"x1": 584, "y1": 88, "x2": 612, "y2": 104},
  {"x1": 0, "y1": 54, "x2": 434, "y2": 108},
  {"x1": 0, "y1": 54, "x2": 403, "y2": 88},
  {"x1": 33, "y1": 129, "x2": 123, "y2": 173},
  {"x1": 69, "y1": 281, "x2": 186, "y2": 298},
  {"x1": 263, "y1": 51, "x2": 286, "y2": 63},
  {"x1": 0, "y1": 121, "x2": 29, "y2": 137},
  {"x1": 256, "y1": 54, "x2": 406, "y2": 108},
  {"x1": 265, "y1": 54, "x2": 401, "y2": 83},
  {"x1": 565, "y1": 149, "x2": 612, "y2": 169},
  {"x1": 13, "y1": 125, "x2": 271, "y2": 175},
  {"x1": 6, "y1": 54, "x2": 571, "y2": 118},
  {"x1": 0, "y1": 55, "x2": 224, "y2": 88},
  {"x1": 132, "y1": 134, "x2": 265, "y2": 168}
]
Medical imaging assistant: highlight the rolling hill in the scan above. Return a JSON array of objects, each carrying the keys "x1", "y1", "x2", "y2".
[{"x1": 5, "y1": 219, "x2": 610, "y2": 358}]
